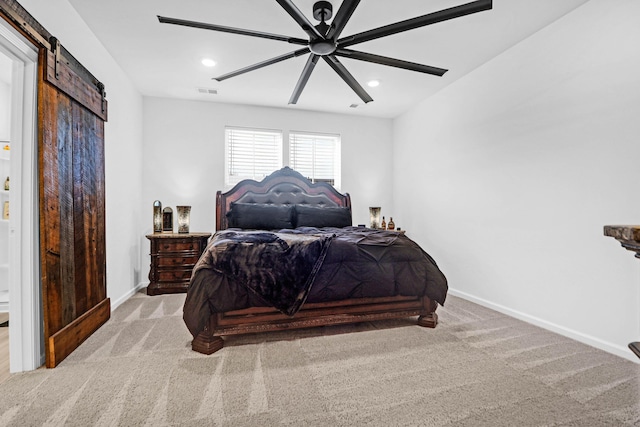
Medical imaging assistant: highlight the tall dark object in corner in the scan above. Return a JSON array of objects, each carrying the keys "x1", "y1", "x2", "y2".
[
  {"x1": 0, "y1": 0, "x2": 109, "y2": 368},
  {"x1": 603, "y1": 225, "x2": 640, "y2": 359}
]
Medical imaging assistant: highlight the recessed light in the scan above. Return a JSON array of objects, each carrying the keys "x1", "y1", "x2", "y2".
[
  {"x1": 201, "y1": 58, "x2": 216, "y2": 67},
  {"x1": 367, "y1": 80, "x2": 380, "y2": 88}
]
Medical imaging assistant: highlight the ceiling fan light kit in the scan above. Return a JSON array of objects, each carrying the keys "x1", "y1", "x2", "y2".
[{"x1": 158, "y1": 0, "x2": 492, "y2": 105}]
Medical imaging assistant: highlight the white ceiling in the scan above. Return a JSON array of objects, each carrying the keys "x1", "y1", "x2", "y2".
[{"x1": 67, "y1": 0, "x2": 590, "y2": 118}]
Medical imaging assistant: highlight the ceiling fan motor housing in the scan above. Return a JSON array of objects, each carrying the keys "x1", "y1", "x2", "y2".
[{"x1": 310, "y1": 40, "x2": 336, "y2": 55}]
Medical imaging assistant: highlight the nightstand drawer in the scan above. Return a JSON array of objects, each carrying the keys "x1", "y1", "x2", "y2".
[
  {"x1": 158, "y1": 240, "x2": 197, "y2": 252},
  {"x1": 157, "y1": 255, "x2": 200, "y2": 267},
  {"x1": 157, "y1": 269, "x2": 193, "y2": 282}
]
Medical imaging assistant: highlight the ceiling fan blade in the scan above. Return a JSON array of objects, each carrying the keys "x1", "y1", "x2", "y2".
[
  {"x1": 323, "y1": 55, "x2": 373, "y2": 103},
  {"x1": 289, "y1": 54, "x2": 320, "y2": 104},
  {"x1": 275, "y1": 0, "x2": 325, "y2": 41},
  {"x1": 335, "y1": 48, "x2": 447, "y2": 76},
  {"x1": 326, "y1": 0, "x2": 360, "y2": 39},
  {"x1": 214, "y1": 48, "x2": 310, "y2": 82},
  {"x1": 157, "y1": 15, "x2": 308, "y2": 45},
  {"x1": 338, "y1": 0, "x2": 492, "y2": 48}
]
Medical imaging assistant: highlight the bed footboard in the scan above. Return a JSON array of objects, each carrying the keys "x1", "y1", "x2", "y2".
[{"x1": 191, "y1": 295, "x2": 438, "y2": 355}]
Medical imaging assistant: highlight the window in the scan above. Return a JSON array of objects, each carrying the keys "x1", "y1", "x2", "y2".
[
  {"x1": 225, "y1": 127, "x2": 283, "y2": 187},
  {"x1": 289, "y1": 132, "x2": 341, "y2": 189},
  {"x1": 224, "y1": 127, "x2": 341, "y2": 190}
]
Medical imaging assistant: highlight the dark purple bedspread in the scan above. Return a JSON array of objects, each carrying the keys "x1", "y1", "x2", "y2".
[{"x1": 183, "y1": 226, "x2": 448, "y2": 338}]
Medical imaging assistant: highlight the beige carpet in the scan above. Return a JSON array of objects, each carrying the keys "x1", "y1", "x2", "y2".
[{"x1": 0, "y1": 291, "x2": 638, "y2": 426}]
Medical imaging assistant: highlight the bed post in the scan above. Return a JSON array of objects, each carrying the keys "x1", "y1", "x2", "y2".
[
  {"x1": 192, "y1": 314, "x2": 224, "y2": 355},
  {"x1": 417, "y1": 296, "x2": 438, "y2": 328}
]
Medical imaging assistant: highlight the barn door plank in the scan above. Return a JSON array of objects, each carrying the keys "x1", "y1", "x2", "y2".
[{"x1": 58, "y1": 93, "x2": 77, "y2": 325}]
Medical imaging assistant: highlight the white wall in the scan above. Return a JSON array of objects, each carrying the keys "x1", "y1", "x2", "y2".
[
  {"x1": 141, "y1": 97, "x2": 393, "y2": 278},
  {"x1": 0, "y1": 79, "x2": 7, "y2": 302},
  {"x1": 18, "y1": 0, "x2": 145, "y2": 307},
  {"x1": 0, "y1": 80, "x2": 9, "y2": 140},
  {"x1": 393, "y1": 0, "x2": 640, "y2": 362}
]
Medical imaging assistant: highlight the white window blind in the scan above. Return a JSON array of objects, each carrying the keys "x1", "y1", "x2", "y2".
[
  {"x1": 225, "y1": 127, "x2": 283, "y2": 186},
  {"x1": 289, "y1": 132, "x2": 341, "y2": 189}
]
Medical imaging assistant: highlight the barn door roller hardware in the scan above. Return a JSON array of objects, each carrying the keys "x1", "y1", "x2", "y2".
[
  {"x1": 49, "y1": 36, "x2": 61, "y2": 79},
  {"x1": 97, "y1": 82, "x2": 106, "y2": 113}
]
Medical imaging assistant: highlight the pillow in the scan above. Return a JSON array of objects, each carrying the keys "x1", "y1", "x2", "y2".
[
  {"x1": 227, "y1": 203, "x2": 295, "y2": 230},
  {"x1": 295, "y1": 205, "x2": 352, "y2": 228}
]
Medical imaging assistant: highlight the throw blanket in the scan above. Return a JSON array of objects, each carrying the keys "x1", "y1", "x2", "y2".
[{"x1": 195, "y1": 230, "x2": 332, "y2": 316}]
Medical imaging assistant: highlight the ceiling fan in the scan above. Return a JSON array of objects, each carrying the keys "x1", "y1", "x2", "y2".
[{"x1": 158, "y1": 0, "x2": 492, "y2": 105}]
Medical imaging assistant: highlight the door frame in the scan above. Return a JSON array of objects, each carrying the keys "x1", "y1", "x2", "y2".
[{"x1": 0, "y1": 16, "x2": 42, "y2": 372}]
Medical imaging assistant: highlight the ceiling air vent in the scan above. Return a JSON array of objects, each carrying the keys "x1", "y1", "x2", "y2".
[{"x1": 197, "y1": 88, "x2": 217, "y2": 95}]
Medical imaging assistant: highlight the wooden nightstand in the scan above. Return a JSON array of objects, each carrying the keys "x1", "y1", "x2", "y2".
[{"x1": 145, "y1": 232, "x2": 211, "y2": 295}]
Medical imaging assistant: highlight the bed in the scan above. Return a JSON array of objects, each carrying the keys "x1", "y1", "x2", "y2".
[{"x1": 183, "y1": 167, "x2": 448, "y2": 354}]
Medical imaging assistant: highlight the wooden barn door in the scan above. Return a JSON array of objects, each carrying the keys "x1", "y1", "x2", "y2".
[
  {"x1": 0, "y1": 0, "x2": 110, "y2": 368},
  {"x1": 39, "y1": 55, "x2": 109, "y2": 367}
]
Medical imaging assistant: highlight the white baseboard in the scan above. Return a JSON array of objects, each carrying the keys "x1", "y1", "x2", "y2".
[
  {"x1": 448, "y1": 288, "x2": 640, "y2": 364},
  {"x1": 110, "y1": 282, "x2": 148, "y2": 311}
]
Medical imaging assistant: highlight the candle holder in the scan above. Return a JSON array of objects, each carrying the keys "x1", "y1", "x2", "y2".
[
  {"x1": 369, "y1": 207, "x2": 381, "y2": 229},
  {"x1": 162, "y1": 207, "x2": 173, "y2": 232},
  {"x1": 177, "y1": 205, "x2": 191, "y2": 233},
  {"x1": 153, "y1": 200, "x2": 162, "y2": 233}
]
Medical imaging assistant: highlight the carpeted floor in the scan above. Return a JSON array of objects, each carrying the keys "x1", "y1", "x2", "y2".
[{"x1": 0, "y1": 291, "x2": 638, "y2": 426}]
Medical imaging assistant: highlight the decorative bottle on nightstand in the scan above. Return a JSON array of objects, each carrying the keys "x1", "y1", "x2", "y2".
[
  {"x1": 388, "y1": 217, "x2": 395, "y2": 230},
  {"x1": 381, "y1": 216, "x2": 386, "y2": 230}
]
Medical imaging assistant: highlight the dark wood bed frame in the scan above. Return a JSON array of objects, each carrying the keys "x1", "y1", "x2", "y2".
[{"x1": 191, "y1": 167, "x2": 439, "y2": 354}]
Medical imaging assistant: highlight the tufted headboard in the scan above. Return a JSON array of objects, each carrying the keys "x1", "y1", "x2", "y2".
[{"x1": 216, "y1": 167, "x2": 351, "y2": 231}]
